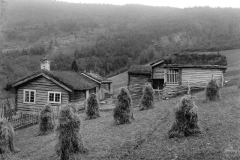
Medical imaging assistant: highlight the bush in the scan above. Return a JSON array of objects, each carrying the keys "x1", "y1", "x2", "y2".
[
  {"x1": 168, "y1": 94, "x2": 201, "y2": 138},
  {"x1": 139, "y1": 83, "x2": 154, "y2": 111},
  {"x1": 86, "y1": 93, "x2": 100, "y2": 120},
  {"x1": 56, "y1": 104, "x2": 88, "y2": 160},
  {"x1": 0, "y1": 119, "x2": 18, "y2": 154},
  {"x1": 38, "y1": 104, "x2": 55, "y2": 135},
  {"x1": 205, "y1": 79, "x2": 221, "y2": 101},
  {"x1": 113, "y1": 87, "x2": 134, "y2": 125}
]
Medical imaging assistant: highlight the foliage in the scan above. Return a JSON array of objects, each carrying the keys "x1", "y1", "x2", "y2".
[
  {"x1": 139, "y1": 83, "x2": 154, "y2": 111},
  {"x1": 86, "y1": 93, "x2": 100, "y2": 120},
  {"x1": 38, "y1": 104, "x2": 55, "y2": 136},
  {"x1": 168, "y1": 94, "x2": 201, "y2": 138},
  {"x1": 56, "y1": 104, "x2": 88, "y2": 160},
  {"x1": 71, "y1": 59, "x2": 79, "y2": 73},
  {"x1": 113, "y1": 87, "x2": 134, "y2": 125},
  {"x1": 205, "y1": 78, "x2": 221, "y2": 101}
]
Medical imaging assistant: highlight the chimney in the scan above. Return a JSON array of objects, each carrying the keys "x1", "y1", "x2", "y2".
[{"x1": 40, "y1": 58, "x2": 50, "y2": 71}]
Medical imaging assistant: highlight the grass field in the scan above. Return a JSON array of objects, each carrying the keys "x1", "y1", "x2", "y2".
[{"x1": 5, "y1": 84, "x2": 240, "y2": 160}]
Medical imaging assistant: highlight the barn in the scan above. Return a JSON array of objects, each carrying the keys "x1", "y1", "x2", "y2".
[{"x1": 127, "y1": 53, "x2": 227, "y2": 98}]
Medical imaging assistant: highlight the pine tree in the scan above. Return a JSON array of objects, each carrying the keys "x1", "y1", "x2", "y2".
[{"x1": 71, "y1": 59, "x2": 79, "y2": 72}]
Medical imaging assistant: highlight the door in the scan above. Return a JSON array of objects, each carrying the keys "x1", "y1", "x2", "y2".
[{"x1": 152, "y1": 79, "x2": 164, "y2": 89}]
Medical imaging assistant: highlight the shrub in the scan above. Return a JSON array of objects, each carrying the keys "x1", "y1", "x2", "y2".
[
  {"x1": 0, "y1": 119, "x2": 19, "y2": 154},
  {"x1": 139, "y1": 83, "x2": 154, "y2": 111},
  {"x1": 113, "y1": 87, "x2": 134, "y2": 125},
  {"x1": 86, "y1": 93, "x2": 100, "y2": 120},
  {"x1": 168, "y1": 94, "x2": 201, "y2": 138},
  {"x1": 205, "y1": 78, "x2": 221, "y2": 101},
  {"x1": 38, "y1": 104, "x2": 55, "y2": 135},
  {"x1": 56, "y1": 104, "x2": 88, "y2": 160}
]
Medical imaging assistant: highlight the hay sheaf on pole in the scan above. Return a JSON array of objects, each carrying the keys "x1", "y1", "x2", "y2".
[
  {"x1": 38, "y1": 104, "x2": 55, "y2": 136},
  {"x1": 139, "y1": 83, "x2": 155, "y2": 111},
  {"x1": 56, "y1": 104, "x2": 88, "y2": 160},
  {"x1": 205, "y1": 75, "x2": 221, "y2": 101},
  {"x1": 86, "y1": 93, "x2": 100, "y2": 120},
  {"x1": 0, "y1": 119, "x2": 19, "y2": 155},
  {"x1": 168, "y1": 84, "x2": 201, "y2": 138},
  {"x1": 113, "y1": 87, "x2": 134, "y2": 125}
]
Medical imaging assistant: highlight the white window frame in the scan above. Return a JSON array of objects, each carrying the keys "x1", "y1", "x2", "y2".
[
  {"x1": 23, "y1": 89, "x2": 36, "y2": 104},
  {"x1": 48, "y1": 91, "x2": 62, "y2": 104},
  {"x1": 166, "y1": 69, "x2": 179, "y2": 85}
]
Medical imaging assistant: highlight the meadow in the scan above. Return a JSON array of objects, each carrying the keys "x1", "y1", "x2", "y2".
[{"x1": 3, "y1": 82, "x2": 239, "y2": 160}]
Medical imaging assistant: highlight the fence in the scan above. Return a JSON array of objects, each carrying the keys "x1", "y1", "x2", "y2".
[{"x1": 0, "y1": 98, "x2": 86, "y2": 130}]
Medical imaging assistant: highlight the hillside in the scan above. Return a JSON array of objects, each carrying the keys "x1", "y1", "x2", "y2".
[
  {"x1": 1, "y1": 0, "x2": 240, "y2": 98},
  {"x1": 5, "y1": 84, "x2": 240, "y2": 160}
]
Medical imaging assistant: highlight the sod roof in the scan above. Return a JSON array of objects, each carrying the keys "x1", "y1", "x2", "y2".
[
  {"x1": 12, "y1": 70, "x2": 98, "y2": 91},
  {"x1": 128, "y1": 65, "x2": 152, "y2": 75},
  {"x1": 164, "y1": 53, "x2": 227, "y2": 68},
  {"x1": 81, "y1": 72, "x2": 112, "y2": 83}
]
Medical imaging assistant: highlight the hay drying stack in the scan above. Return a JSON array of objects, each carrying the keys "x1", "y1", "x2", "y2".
[
  {"x1": 205, "y1": 78, "x2": 221, "y2": 101},
  {"x1": 56, "y1": 104, "x2": 88, "y2": 160},
  {"x1": 113, "y1": 87, "x2": 134, "y2": 125},
  {"x1": 168, "y1": 94, "x2": 201, "y2": 138},
  {"x1": 38, "y1": 104, "x2": 55, "y2": 135},
  {"x1": 139, "y1": 83, "x2": 154, "y2": 111},
  {"x1": 0, "y1": 119, "x2": 18, "y2": 154},
  {"x1": 86, "y1": 93, "x2": 100, "y2": 120}
]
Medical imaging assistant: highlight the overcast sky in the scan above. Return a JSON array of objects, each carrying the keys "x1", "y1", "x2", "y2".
[{"x1": 60, "y1": 0, "x2": 240, "y2": 8}]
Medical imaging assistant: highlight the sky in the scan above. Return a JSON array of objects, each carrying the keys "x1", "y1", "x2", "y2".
[{"x1": 60, "y1": 0, "x2": 240, "y2": 8}]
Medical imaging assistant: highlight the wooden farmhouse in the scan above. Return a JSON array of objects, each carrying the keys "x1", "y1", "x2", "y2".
[
  {"x1": 128, "y1": 65, "x2": 152, "y2": 86},
  {"x1": 11, "y1": 59, "x2": 111, "y2": 113},
  {"x1": 81, "y1": 72, "x2": 112, "y2": 100},
  {"x1": 128, "y1": 53, "x2": 227, "y2": 98}
]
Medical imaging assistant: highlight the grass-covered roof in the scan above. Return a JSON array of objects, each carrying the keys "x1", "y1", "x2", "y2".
[
  {"x1": 13, "y1": 70, "x2": 98, "y2": 91},
  {"x1": 164, "y1": 53, "x2": 227, "y2": 68},
  {"x1": 128, "y1": 65, "x2": 152, "y2": 75},
  {"x1": 82, "y1": 72, "x2": 112, "y2": 83}
]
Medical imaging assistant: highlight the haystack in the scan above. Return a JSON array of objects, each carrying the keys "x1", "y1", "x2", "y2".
[
  {"x1": 205, "y1": 78, "x2": 221, "y2": 101},
  {"x1": 139, "y1": 83, "x2": 154, "y2": 111},
  {"x1": 168, "y1": 94, "x2": 201, "y2": 138},
  {"x1": 56, "y1": 104, "x2": 88, "y2": 160},
  {"x1": 38, "y1": 104, "x2": 55, "y2": 135},
  {"x1": 86, "y1": 93, "x2": 100, "y2": 120},
  {"x1": 0, "y1": 119, "x2": 18, "y2": 154},
  {"x1": 113, "y1": 87, "x2": 134, "y2": 125}
]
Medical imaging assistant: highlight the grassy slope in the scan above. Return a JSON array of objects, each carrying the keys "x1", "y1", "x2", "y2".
[{"x1": 6, "y1": 85, "x2": 240, "y2": 160}]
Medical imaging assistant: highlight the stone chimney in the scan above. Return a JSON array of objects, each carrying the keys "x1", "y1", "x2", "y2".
[{"x1": 40, "y1": 58, "x2": 50, "y2": 71}]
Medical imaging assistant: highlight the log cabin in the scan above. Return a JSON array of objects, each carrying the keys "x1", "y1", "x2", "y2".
[
  {"x1": 128, "y1": 53, "x2": 227, "y2": 98},
  {"x1": 81, "y1": 72, "x2": 112, "y2": 100},
  {"x1": 12, "y1": 59, "x2": 98, "y2": 113}
]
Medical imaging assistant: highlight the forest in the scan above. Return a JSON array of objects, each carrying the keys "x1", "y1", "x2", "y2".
[{"x1": 1, "y1": 0, "x2": 240, "y2": 98}]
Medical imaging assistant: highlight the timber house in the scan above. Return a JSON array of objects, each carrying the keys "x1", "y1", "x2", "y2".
[
  {"x1": 81, "y1": 72, "x2": 112, "y2": 100},
  {"x1": 128, "y1": 53, "x2": 227, "y2": 98},
  {"x1": 12, "y1": 59, "x2": 98, "y2": 113}
]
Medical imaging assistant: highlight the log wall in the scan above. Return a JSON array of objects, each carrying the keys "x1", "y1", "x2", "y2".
[
  {"x1": 152, "y1": 65, "x2": 164, "y2": 79},
  {"x1": 70, "y1": 90, "x2": 86, "y2": 103},
  {"x1": 181, "y1": 68, "x2": 224, "y2": 87},
  {"x1": 128, "y1": 74, "x2": 151, "y2": 86},
  {"x1": 16, "y1": 76, "x2": 69, "y2": 112}
]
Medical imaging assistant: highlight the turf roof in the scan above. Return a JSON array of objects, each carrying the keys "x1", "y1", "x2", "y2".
[
  {"x1": 128, "y1": 65, "x2": 152, "y2": 75},
  {"x1": 164, "y1": 53, "x2": 227, "y2": 67},
  {"x1": 82, "y1": 72, "x2": 112, "y2": 83},
  {"x1": 13, "y1": 70, "x2": 98, "y2": 91}
]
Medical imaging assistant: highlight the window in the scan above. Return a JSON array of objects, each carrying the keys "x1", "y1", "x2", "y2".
[
  {"x1": 48, "y1": 92, "x2": 61, "y2": 103},
  {"x1": 166, "y1": 69, "x2": 179, "y2": 84},
  {"x1": 23, "y1": 90, "x2": 36, "y2": 103}
]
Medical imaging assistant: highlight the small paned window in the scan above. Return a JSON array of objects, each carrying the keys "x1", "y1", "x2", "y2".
[
  {"x1": 48, "y1": 92, "x2": 61, "y2": 103},
  {"x1": 23, "y1": 90, "x2": 36, "y2": 103}
]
